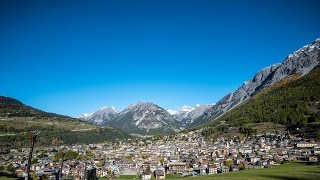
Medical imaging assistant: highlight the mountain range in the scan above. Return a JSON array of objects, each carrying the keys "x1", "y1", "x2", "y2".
[
  {"x1": 168, "y1": 104, "x2": 214, "y2": 127},
  {"x1": 79, "y1": 38, "x2": 320, "y2": 135},
  {"x1": 79, "y1": 102, "x2": 213, "y2": 135}
]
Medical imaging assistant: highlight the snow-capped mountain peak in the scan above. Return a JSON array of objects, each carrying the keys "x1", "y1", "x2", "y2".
[
  {"x1": 167, "y1": 109, "x2": 178, "y2": 115},
  {"x1": 100, "y1": 106, "x2": 117, "y2": 112},
  {"x1": 81, "y1": 113, "x2": 92, "y2": 118},
  {"x1": 80, "y1": 102, "x2": 215, "y2": 133},
  {"x1": 180, "y1": 105, "x2": 194, "y2": 112},
  {"x1": 105, "y1": 102, "x2": 179, "y2": 135},
  {"x1": 167, "y1": 104, "x2": 214, "y2": 126},
  {"x1": 79, "y1": 106, "x2": 118, "y2": 124}
]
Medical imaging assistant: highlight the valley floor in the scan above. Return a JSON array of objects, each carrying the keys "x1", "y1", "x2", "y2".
[
  {"x1": 163, "y1": 161, "x2": 320, "y2": 180},
  {"x1": 104, "y1": 161, "x2": 320, "y2": 180}
]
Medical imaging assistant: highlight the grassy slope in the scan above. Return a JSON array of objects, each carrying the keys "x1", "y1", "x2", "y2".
[
  {"x1": 0, "y1": 96, "x2": 130, "y2": 148},
  {"x1": 165, "y1": 162, "x2": 320, "y2": 180},
  {"x1": 201, "y1": 66, "x2": 320, "y2": 139},
  {"x1": 97, "y1": 162, "x2": 320, "y2": 180}
]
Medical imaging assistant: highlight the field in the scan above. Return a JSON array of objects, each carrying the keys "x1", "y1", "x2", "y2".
[
  {"x1": 165, "y1": 161, "x2": 320, "y2": 180},
  {"x1": 98, "y1": 161, "x2": 320, "y2": 179},
  {"x1": 0, "y1": 177, "x2": 17, "y2": 180}
]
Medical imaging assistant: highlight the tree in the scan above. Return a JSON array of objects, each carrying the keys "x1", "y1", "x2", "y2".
[
  {"x1": 239, "y1": 161, "x2": 246, "y2": 170},
  {"x1": 142, "y1": 154, "x2": 149, "y2": 159},
  {"x1": 6, "y1": 163, "x2": 14, "y2": 172},
  {"x1": 86, "y1": 151, "x2": 94, "y2": 159},
  {"x1": 224, "y1": 160, "x2": 234, "y2": 167},
  {"x1": 107, "y1": 168, "x2": 111, "y2": 175},
  {"x1": 146, "y1": 165, "x2": 151, "y2": 173},
  {"x1": 65, "y1": 150, "x2": 78, "y2": 160},
  {"x1": 31, "y1": 158, "x2": 38, "y2": 164},
  {"x1": 215, "y1": 151, "x2": 219, "y2": 157},
  {"x1": 97, "y1": 161, "x2": 105, "y2": 167},
  {"x1": 160, "y1": 158, "x2": 164, "y2": 164},
  {"x1": 51, "y1": 138, "x2": 63, "y2": 146},
  {"x1": 54, "y1": 150, "x2": 78, "y2": 161}
]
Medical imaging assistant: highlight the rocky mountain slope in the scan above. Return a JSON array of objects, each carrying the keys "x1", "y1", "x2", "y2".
[
  {"x1": 168, "y1": 104, "x2": 213, "y2": 127},
  {"x1": 82, "y1": 103, "x2": 213, "y2": 135},
  {"x1": 201, "y1": 65, "x2": 320, "y2": 139},
  {"x1": 168, "y1": 105, "x2": 194, "y2": 122},
  {"x1": 189, "y1": 38, "x2": 320, "y2": 127},
  {"x1": 79, "y1": 106, "x2": 117, "y2": 124},
  {"x1": 182, "y1": 104, "x2": 213, "y2": 126},
  {"x1": 102, "y1": 102, "x2": 179, "y2": 135}
]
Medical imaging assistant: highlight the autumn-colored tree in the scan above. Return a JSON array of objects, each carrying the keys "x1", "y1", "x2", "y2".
[
  {"x1": 239, "y1": 161, "x2": 246, "y2": 170},
  {"x1": 160, "y1": 158, "x2": 164, "y2": 164},
  {"x1": 97, "y1": 161, "x2": 105, "y2": 167},
  {"x1": 224, "y1": 160, "x2": 234, "y2": 167}
]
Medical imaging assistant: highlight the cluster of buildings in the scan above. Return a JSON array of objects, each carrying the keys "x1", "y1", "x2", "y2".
[{"x1": 0, "y1": 131, "x2": 319, "y2": 179}]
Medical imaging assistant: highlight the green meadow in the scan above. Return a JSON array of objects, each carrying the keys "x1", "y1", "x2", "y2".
[{"x1": 166, "y1": 161, "x2": 320, "y2": 180}]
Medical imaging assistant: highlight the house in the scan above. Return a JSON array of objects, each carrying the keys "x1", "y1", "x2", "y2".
[
  {"x1": 142, "y1": 171, "x2": 152, "y2": 180},
  {"x1": 296, "y1": 142, "x2": 317, "y2": 148},
  {"x1": 309, "y1": 155, "x2": 318, "y2": 162},
  {"x1": 31, "y1": 163, "x2": 46, "y2": 171},
  {"x1": 199, "y1": 167, "x2": 207, "y2": 175},
  {"x1": 167, "y1": 162, "x2": 187, "y2": 173},
  {"x1": 220, "y1": 166, "x2": 229, "y2": 173},
  {"x1": 154, "y1": 169, "x2": 165, "y2": 179},
  {"x1": 142, "y1": 162, "x2": 151, "y2": 171},
  {"x1": 208, "y1": 165, "x2": 217, "y2": 174},
  {"x1": 192, "y1": 169, "x2": 200, "y2": 175},
  {"x1": 36, "y1": 169, "x2": 59, "y2": 180},
  {"x1": 96, "y1": 167, "x2": 108, "y2": 177}
]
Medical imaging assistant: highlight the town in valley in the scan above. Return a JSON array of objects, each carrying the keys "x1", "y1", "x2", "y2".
[{"x1": 1, "y1": 130, "x2": 319, "y2": 179}]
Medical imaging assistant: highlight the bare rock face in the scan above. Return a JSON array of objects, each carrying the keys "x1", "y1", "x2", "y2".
[
  {"x1": 181, "y1": 104, "x2": 213, "y2": 126},
  {"x1": 79, "y1": 106, "x2": 117, "y2": 125},
  {"x1": 104, "y1": 102, "x2": 179, "y2": 135},
  {"x1": 190, "y1": 38, "x2": 320, "y2": 127},
  {"x1": 169, "y1": 105, "x2": 194, "y2": 123},
  {"x1": 167, "y1": 104, "x2": 213, "y2": 128}
]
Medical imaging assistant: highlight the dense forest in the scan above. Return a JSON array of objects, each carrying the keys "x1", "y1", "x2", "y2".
[
  {"x1": 202, "y1": 66, "x2": 320, "y2": 139},
  {"x1": 0, "y1": 125, "x2": 129, "y2": 149}
]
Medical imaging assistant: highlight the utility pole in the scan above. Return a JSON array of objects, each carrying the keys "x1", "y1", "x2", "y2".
[
  {"x1": 59, "y1": 151, "x2": 65, "y2": 180},
  {"x1": 83, "y1": 162, "x2": 87, "y2": 180},
  {"x1": 25, "y1": 130, "x2": 40, "y2": 180}
]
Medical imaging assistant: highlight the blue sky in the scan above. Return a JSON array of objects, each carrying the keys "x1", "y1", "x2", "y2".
[{"x1": 1, "y1": 0, "x2": 319, "y2": 116}]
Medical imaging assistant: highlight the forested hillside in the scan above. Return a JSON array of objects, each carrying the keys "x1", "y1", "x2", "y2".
[
  {"x1": 0, "y1": 96, "x2": 130, "y2": 149},
  {"x1": 201, "y1": 65, "x2": 320, "y2": 139}
]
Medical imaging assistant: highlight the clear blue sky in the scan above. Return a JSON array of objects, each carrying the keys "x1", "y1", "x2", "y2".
[{"x1": 1, "y1": 0, "x2": 319, "y2": 116}]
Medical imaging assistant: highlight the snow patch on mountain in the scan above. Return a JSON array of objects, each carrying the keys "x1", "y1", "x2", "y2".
[
  {"x1": 104, "y1": 102, "x2": 179, "y2": 135},
  {"x1": 78, "y1": 106, "x2": 118, "y2": 124},
  {"x1": 167, "y1": 104, "x2": 214, "y2": 127}
]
